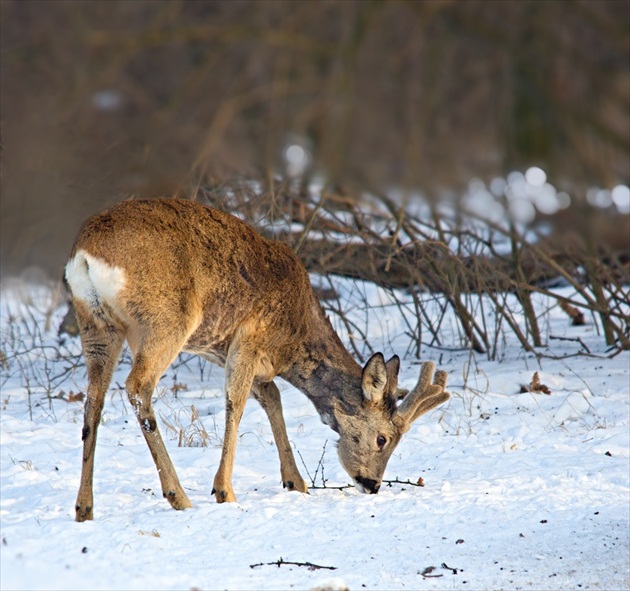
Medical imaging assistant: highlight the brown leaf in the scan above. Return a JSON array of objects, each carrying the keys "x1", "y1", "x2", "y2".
[
  {"x1": 67, "y1": 391, "x2": 85, "y2": 403},
  {"x1": 559, "y1": 300, "x2": 586, "y2": 326},
  {"x1": 522, "y1": 372, "x2": 552, "y2": 395}
]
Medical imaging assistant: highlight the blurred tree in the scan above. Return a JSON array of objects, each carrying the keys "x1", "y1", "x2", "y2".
[{"x1": 1, "y1": 0, "x2": 628, "y2": 277}]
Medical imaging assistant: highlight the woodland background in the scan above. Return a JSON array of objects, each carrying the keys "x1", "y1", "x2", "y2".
[
  {"x1": 2, "y1": 0, "x2": 628, "y2": 275},
  {"x1": 1, "y1": 1, "x2": 629, "y2": 355}
]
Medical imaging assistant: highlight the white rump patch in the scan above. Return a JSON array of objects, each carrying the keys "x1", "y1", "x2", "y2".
[{"x1": 65, "y1": 250, "x2": 126, "y2": 310}]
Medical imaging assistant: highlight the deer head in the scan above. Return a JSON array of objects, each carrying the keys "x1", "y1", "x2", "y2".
[{"x1": 335, "y1": 354, "x2": 449, "y2": 493}]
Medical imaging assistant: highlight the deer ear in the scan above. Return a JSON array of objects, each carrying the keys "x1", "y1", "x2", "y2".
[
  {"x1": 362, "y1": 353, "x2": 400, "y2": 404},
  {"x1": 361, "y1": 353, "x2": 388, "y2": 404},
  {"x1": 385, "y1": 355, "x2": 400, "y2": 392}
]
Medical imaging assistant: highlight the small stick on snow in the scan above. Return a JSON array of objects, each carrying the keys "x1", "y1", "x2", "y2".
[{"x1": 249, "y1": 557, "x2": 337, "y2": 571}]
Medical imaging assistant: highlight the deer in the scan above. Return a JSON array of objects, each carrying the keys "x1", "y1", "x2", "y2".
[{"x1": 64, "y1": 197, "x2": 450, "y2": 521}]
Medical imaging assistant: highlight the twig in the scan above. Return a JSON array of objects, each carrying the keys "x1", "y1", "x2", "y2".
[
  {"x1": 314, "y1": 440, "x2": 327, "y2": 486},
  {"x1": 420, "y1": 566, "x2": 443, "y2": 579},
  {"x1": 309, "y1": 483, "x2": 354, "y2": 491},
  {"x1": 296, "y1": 449, "x2": 315, "y2": 487},
  {"x1": 382, "y1": 477, "x2": 425, "y2": 488},
  {"x1": 549, "y1": 334, "x2": 591, "y2": 354},
  {"x1": 293, "y1": 189, "x2": 326, "y2": 255},
  {"x1": 250, "y1": 557, "x2": 336, "y2": 571},
  {"x1": 309, "y1": 477, "x2": 425, "y2": 491},
  {"x1": 441, "y1": 562, "x2": 459, "y2": 575},
  {"x1": 297, "y1": 440, "x2": 329, "y2": 488}
]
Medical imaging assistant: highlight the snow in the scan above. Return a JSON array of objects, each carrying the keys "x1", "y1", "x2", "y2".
[{"x1": 1, "y1": 281, "x2": 628, "y2": 591}]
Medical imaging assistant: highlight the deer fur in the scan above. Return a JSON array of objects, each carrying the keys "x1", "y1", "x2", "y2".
[{"x1": 65, "y1": 198, "x2": 449, "y2": 521}]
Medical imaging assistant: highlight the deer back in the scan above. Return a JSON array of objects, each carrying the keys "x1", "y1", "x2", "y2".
[{"x1": 67, "y1": 198, "x2": 314, "y2": 372}]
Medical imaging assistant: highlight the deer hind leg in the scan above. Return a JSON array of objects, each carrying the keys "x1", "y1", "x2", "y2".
[
  {"x1": 252, "y1": 381, "x2": 308, "y2": 494},
  {"x1": 125, "y1": 330, "x2": 193, "y2": 511},
  {"x1": 74, "y1": 300, "x2": 125, "y2": 522}
]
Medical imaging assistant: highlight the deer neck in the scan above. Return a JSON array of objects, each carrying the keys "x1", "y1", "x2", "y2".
[{"x1": 280, "y1": 296, "x2": 363, "y2": 432}]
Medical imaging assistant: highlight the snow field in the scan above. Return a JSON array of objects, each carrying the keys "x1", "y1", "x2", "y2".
[{"x1": 1, "y1": 282, "x2": 628, "y2": 590}]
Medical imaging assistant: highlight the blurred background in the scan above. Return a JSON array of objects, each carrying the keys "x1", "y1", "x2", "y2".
[{"x1": 1, "y1": 0, "x2": 629, "y2": 280}]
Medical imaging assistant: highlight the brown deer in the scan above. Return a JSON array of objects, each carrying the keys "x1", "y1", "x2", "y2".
[{"x1": 65, "y1": 198, "x2": 450, "y2": 521}]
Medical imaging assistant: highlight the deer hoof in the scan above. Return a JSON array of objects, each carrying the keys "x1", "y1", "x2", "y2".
[
  {"x1": 283, "y1": 478, "x2": 308, "y2": 494},
  {"x1": 75, "y1": 503, "x2": 93, "y2": 522},
  {"x1": 162, "y1": 489, "x2": 192, "y2": 510},
  {"x1": 212, "y1": 487, "x2": 236, "y2": 503}
]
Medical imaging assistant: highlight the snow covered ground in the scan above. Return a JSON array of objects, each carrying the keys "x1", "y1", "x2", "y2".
[{"x1": 1, "y1": 281, "x2": 628, "y2": 591}]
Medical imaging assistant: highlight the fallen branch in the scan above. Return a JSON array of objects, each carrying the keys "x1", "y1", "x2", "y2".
[
  {"x1": 250, "y1": 557, "x2": 336, "y2": 571},
  {"x1": 441, "y1": 562, "x2": 459, "y2": 575},
  {"x1": 420, "y1": 566, "x2": 443, "y2": 579},
  {"x1": 383, "y1": 477, "x2": 425, "y2": 488},
  {"x1": 420, "y1": 563, "x2": 460, "y2": 579},
  {"x1": 549, "y1": 334, "x2": 591, "y2": 354},
  {"x1": 310, "y1": 484, "x2": 352, "y2": 491},
  {"x1": 309, "y1": 477, "x2": 426, "y2": 491}
]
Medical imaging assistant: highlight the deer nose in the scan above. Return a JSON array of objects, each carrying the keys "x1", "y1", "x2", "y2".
[{"x1": 355, "y1": 476, "x2": 380, "y2": 494}]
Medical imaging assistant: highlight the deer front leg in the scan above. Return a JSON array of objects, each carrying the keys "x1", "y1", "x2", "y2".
[
  {"x1": 253, "y1": 381, "x2": 308, "y2": 494},
  {"x1": 212, "y1": 344, "x2": 258, "y2": 503}
]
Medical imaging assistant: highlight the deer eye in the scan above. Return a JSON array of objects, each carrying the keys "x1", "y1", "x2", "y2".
[{"x1": 377, "y1": 434, "x2": 387, "y2": 449}]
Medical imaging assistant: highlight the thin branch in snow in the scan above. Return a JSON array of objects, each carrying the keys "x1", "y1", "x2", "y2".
[{"x1": 249, "y1": 557, "x2": 337, "y2": 571}]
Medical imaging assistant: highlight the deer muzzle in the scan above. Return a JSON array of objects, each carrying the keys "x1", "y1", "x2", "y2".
[{"x1": 354, "y1": 476, "x2": 381, "y2": 494}]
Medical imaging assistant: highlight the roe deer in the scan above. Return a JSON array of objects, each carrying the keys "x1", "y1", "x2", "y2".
[{"x1": 65, "y1": 198, "x2": 450, "y2": 521}]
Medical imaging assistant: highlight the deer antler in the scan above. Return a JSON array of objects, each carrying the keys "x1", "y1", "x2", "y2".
[{"x1": 393, "y1": 362, "x2": 449, "y2": 432}]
